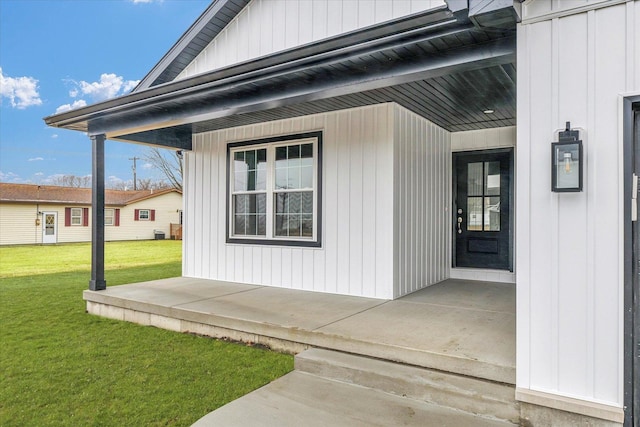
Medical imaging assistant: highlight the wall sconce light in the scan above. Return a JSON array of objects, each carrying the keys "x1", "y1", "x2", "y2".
[{"x1": 552, "y1": 121, "x2": 583, "y2": 192}]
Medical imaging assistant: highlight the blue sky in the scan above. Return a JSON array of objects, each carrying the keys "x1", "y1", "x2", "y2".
[{"x1": 0, "y1": 0, "x2": 209, "y2": 187}]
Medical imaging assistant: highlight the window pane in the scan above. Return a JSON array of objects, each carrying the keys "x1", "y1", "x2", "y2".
[
  {"x1": 485, "y1": 161, "x2": 500, "y2": 196},
  {"x1": 235, "y1": 195, "x2": 247, "y2": 214},
  {"x1": 257, "y1": 214, "x2": 266, "y2": 235},
  {"x1": 468, "y1": 163, "x2": 483, "y2": 196},
  {"x1": 275, "y1": 214, "x2": 287, "y2": 236},
  {"x1": 288, "y1": 215, "x2": 301, "y2": 236},
  {"x1": 302, "y1": 214, "x2": 313, "y2": 237},
  {"x1": 301, "y1": 143, "x2": 313, "y2": 158},
  {"x1": 234, "y1": 215, "x2": 246, "y2": 235},
  {"x1": 301, "y1": 166, "x2": 313, "y2": 188},
  {"x1": 233, "y1": 194, "x2": 266, "y2": 236},
  {"x1": 234, "y1": 149, "x2": 267, "y2": 191},
  {"x1": 275, "y1": 146, "x2": 287, "y2": 161},
  {"x1": 288, "y1": 192, "x2": 301, "y2": 214},
  {"x1": 246, "y1": 170, "x2": 255, "y2": 191},
  {"x1": 246, "y1": 214, "x2": 257, "y2": 235},
  {"x1": 288, "y1": 145, "x2": 300, "y2": 158},
  {"x1": 467, "y1": 197, "x2": 483, "y2": 231},
  {"x1": 275, "y1": 168, "x2": 288, "y2": 190},
  {"x1": 256, "y1": 150, "x2": 267, "y2": 191},
  {"x1": 288, "y1": 167, "x2": 300, "y2": 189},
  {"x1": 484, "y1": 196, "x2": 500, "y2": 231},
  {"x1": 246, "y1": 150, "x2": 256, "y2": 170},
  {"x1": 302, "y1": 192, "x2": 313, "y2": 214},
  {"x1": 274, "y1": 191, "x2": 312, "y2": 237}
]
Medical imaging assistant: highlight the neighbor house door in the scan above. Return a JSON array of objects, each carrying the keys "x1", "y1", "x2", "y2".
[
  {"x1": 42, "y1": 212, "x2": 57, "y2": 244},
  {"x1": 453, "y1": 149, "x2": 513, "y2": 271}
]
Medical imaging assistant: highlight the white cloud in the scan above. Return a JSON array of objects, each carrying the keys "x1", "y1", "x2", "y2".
[
  {"x1": 131, "y1": 0, "x2": 157, "y2": 3},
  {"x1": 70, "y1": 73, "x2": 139, "y2": 102},
  {"x1": 142, "y1": 162, "x2": 153, "y2": 169},
  {"x1": 51, "y1": 134, "x2": 58, "y2": 139},
  {"x1": 34, "y1": 172, "x2": 44, "y2": 176},
  {"x1": 55, "y1": 99, "x2": 87, "y2": 114},
  {"x1": 0, "y1": 171, "x2": 21, "y2": 182},
  {"x1": 0, "y1": 67, "x2": 43, "y2": 109},
  {"x1": 28, "y1": 157, "x2": 44, "y2": 162}
]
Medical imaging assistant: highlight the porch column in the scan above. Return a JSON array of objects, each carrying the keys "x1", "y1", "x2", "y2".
[{"x1": 89, "y1": 133, "x2": 106, "y2": 291}]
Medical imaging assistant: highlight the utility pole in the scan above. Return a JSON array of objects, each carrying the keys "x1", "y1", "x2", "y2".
[{"x1": 129, "y1": 157, "x2": 140, "y2": 190}]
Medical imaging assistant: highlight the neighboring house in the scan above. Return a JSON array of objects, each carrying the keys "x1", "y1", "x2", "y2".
[
  {"x1": 44, "y1": 1, "x2": 639, "y2": 426},
  {"x1": 0, "y1": 183, "x2": 182, "y2": 245}
]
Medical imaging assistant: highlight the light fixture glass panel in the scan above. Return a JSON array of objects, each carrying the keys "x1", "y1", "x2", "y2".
[{"x1": 554, "y1": 144, "x2": 581, "y2": 190}]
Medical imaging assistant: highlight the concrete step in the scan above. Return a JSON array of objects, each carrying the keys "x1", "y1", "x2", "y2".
[
  {"x1": 192, "y1": 371, "x2": 516, "y2": 427},
  {"x1": 295, "y1": 348, "x2": 520, "y2": 425}
]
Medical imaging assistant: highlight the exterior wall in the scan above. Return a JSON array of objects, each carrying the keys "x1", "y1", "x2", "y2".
[
  {"x1": 184, "y1": 104, "x2": 396, "y2": 299},
  {"x1": 184, "y1": 103, "x2": 451, "y2": 299},
  {"x1": 393, "y1": 106, "x2": 450, "y2": 298},
  {"x1": 516, "y1": 0, "x2": 639, "y2": 418},
  {"x1": 0, "y1": 203, "x2": 41, "y2": 245},
  {"x1": 108, "y1": 193, "x2": 182, "y2": 241},
  {"x1": 0, "y1": 192, "x2": 182, "y2": 245},
  {"x1": 176, "y1": 0, "x2": 446, "y2": 81},
  {"x1": 451, "y1": 126, "x2": 516, "y2": 152}
]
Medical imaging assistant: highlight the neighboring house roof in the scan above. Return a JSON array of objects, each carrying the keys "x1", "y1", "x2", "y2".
[{"x1": 0, "y1": 183, "x2": 181, "y2": 207}]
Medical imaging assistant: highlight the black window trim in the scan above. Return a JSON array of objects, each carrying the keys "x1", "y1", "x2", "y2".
[{"x1": 226, "y1": 131, "x2": 323, "y2": 248}]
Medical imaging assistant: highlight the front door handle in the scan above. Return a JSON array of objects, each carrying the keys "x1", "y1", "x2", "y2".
[{"x1": 457, "y1": 216, "x2": 463, "y2": 234}]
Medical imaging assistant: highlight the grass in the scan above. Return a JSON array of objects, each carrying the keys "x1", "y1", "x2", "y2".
[{"x1": 0, "y1": 241, "x2": 293, "y2": 426}]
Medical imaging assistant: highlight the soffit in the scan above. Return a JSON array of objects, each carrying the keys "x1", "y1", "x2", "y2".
[{"x1": 45, "y1": 6, "x2": 517, "y2": 147}]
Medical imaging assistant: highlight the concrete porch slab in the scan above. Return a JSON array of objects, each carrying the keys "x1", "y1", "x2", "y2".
[{"x1": 83, "y1": 277, "x2": 516, "y2": 384}]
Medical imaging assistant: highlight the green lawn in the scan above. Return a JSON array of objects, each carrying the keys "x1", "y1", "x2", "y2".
[{"x1": 0, "y1": 241, "x2": 293, "y2": 426}]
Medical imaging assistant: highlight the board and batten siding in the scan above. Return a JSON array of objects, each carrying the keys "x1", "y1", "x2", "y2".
[
  {"x1": 176, "y1": 0, "x2": 446, "y2": 81},
  {"x1": 184, "y1": 103, "x2": 450, "y2": 298},
  {"x1": 393, "y1": 106, "x2": 450, "y2": 298},
  {"x1": 516, "y1": 0, "x2": 639, "y2": 415}
]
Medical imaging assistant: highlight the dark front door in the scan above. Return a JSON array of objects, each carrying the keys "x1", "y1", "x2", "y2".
[{"x1": 453, "y1": 149, "x2": 513, "y2": 271}]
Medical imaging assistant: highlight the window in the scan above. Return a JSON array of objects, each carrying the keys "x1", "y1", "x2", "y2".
[
  {"x1": 70, "y1": 208, "x2": 83, "y2": 226},
  {"x1": 227, "y1": 132, "x2": 322, "y2": 247},
  {"x1": 65, "y1": 207, "x2": 88, "y2": 227},
  {"x1": 105, "y1": 209, "x2": 114, "y2": 226},
  {"x1": 134, "y1": 209, "x2": 155, "y2": 221}
]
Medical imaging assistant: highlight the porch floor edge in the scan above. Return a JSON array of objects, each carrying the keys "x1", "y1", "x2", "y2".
[{"x1": 82, "y1": 277, "x2": 516, "y2": 385}]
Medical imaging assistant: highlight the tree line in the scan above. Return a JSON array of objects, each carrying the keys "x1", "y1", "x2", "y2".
[{"x1": 46, "y1": 148, "x2": 182, "y2": 191}]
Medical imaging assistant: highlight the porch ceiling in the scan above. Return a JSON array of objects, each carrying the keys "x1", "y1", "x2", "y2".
[{"x1": 44, "y1": 3, "x2": 517, "y2": 148}]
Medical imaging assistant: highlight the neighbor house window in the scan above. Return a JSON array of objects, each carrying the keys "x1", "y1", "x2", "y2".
[
  {"x1": 65, "y1": 207, "x2": 89, "y2": 227},
  {"x1": 105, "y1": 209, "x2": 114, "y2": 226},
  {"x1": 70, "y1": 208, "x2": 83, "y2": 226},
  {"x1": 227, "y1": 131, "x2": 322, "y2": 247},
  {"x1": 134, "y1": 209, "x2": 155, "y2": 221}
]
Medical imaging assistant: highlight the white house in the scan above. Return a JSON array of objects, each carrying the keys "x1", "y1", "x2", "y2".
[
  {"x1": 44, "y1": 0, "x2": 639, "y2": 425},
  {"x1": 0, "y1": 183, "x2": 182, "y2": 245}
]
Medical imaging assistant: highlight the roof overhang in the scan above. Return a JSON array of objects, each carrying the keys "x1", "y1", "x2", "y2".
[{"x1": 44, "y1": 1, "x2": 520, "y2": 149}]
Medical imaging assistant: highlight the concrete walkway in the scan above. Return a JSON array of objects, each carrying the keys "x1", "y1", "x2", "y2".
[
  {"x1": 191, "y1": 370, "x2": 515, "y2": 427},
  {"x1": 84, "y1": 278, "x2": 515, "y2": 384}
]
